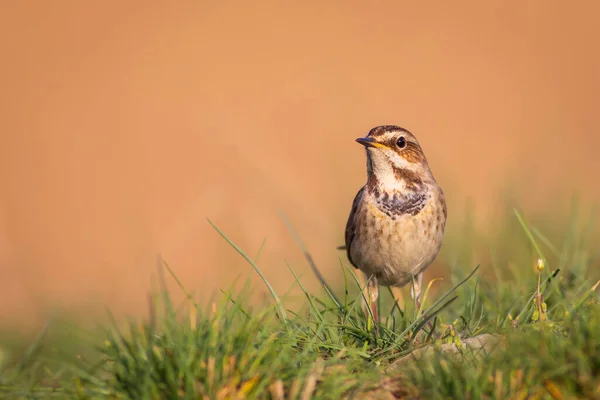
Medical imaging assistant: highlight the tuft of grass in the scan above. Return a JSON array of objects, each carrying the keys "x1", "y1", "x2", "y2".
[{"x1": 0, "y1": 202, "x2": 599, "y2": 399}]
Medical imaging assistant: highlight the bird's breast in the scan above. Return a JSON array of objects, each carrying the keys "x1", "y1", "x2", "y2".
[{"x1": 349, "y1": 188, "x2": 446, "y2": 287}]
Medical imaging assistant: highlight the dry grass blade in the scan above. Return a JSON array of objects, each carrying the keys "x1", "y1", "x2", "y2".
[
  {"x1": 301, "y1": 359, "x2": 324, "y2": 400},
  {"x1": 269, "y1": 379, "x2": 285, "y2": 400}
]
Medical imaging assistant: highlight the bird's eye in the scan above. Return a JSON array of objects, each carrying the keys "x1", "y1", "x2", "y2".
[{"x1": 396, "y1": 137, "x2": 406, "y2": 148}]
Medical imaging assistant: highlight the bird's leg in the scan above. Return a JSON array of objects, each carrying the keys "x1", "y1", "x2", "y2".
[
  {"x1": 411, "y1": 272, "x2": 437, "y2": 335},
  {"x1": 368, "y1": 277, "x2": 379, "y2": 324},
  {"x1": 410, "y1": 272, "x2": 424, "y2": 311},
  {"x1": 361, "y1": 274, "x2": 379, "y2": 325}
]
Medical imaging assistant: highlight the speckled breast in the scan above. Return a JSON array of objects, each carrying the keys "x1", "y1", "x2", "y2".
[{"x1": 349, "y1": 188, "x2": 446, "y2": 287}]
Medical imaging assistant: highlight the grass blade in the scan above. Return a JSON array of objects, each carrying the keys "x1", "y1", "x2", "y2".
[
  {"x1": 207, "y1": 218, "x2": 288, "y2": 321},
  {"x1": 279, "y1": 211, "x2": 342, "y2": 307}
]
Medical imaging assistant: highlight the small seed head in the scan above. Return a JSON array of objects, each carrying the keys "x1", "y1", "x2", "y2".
[{"x1": 536, "y1": 258, "x2": 545, "y2": 272}]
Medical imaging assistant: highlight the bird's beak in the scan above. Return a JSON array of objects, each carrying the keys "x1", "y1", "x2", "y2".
[{"x1": 355, "y1": 137, "x2": 388, "y2": 149}]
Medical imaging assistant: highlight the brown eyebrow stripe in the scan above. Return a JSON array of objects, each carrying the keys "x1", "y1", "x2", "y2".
[
  {"x1": 367, "y1": 125, "x2": 410, "y2": 137},
  {"x1": 403, "y1": 142, "x2": 426, "y2": 163}
]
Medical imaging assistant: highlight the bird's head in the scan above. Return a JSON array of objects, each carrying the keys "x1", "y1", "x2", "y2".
[{"x1": 356, "y1": 125, "x2": 434, "y2": 189}]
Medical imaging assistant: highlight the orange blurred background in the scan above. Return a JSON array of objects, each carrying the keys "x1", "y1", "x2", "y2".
[{"x1": 1, "y1": 1, "x2": 599, "y2": 329}]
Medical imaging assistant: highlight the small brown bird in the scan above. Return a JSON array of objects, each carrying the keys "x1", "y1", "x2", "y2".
[{"x1": 343, "y1": 125, "x2": 447, "y2": 321}]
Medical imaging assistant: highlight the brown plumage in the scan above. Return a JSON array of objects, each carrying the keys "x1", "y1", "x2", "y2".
[{"x1": 343, "y1": 125, "x2": 447, "y2": 321}]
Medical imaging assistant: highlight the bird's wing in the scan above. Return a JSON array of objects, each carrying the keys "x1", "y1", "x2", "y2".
[{"x1": 344, "y1": 186, "x2": 365, "y2": 268}]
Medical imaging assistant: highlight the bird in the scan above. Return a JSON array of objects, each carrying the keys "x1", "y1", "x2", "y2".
[{"x1": 342, "y1": 125, "x2": 447, "y2": 322}]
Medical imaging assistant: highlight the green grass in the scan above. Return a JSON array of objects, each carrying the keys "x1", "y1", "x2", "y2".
[{"x1": 1, "y1": 204, "x2": 599, "y2": 399}]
